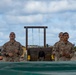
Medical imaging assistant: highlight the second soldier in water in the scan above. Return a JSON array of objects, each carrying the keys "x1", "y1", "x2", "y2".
[{"x1": 52, "y1": 32, "x2": 74, "y2": 61}]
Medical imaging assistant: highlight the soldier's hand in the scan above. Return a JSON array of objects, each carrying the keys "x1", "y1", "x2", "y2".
[
  {"x1": 15, "y1": 50, "x2": 19, "y2": 53},
  {"x1": 0, "y1": 56, "x2": 3, "y2": 60},
  {"x1": 62, "y1": 52, "x2": 66, "y2": 56},
  {"x1": 60, "y1": 51, "x2": 66, "y2": 56},
  {"x1": 65, "y1": 53, "x2": 70, "y2": 58},
  {"x1": 8, "y1": 53, "x2": 13, "y2": 57}
]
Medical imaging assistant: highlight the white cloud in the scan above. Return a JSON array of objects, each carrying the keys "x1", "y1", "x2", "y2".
[
  {"x1": 0, "y1": 0, "x2": 76, "y2": 15},
  {"x1": 3, "y1": 14, "x2": 45, "y2": 24},
  {"x1": 23, "y1": 1, "x2": 48, "y2": 14},
  {"x1": 48, "y1": 0, "x2": 75, "y2": 13}
]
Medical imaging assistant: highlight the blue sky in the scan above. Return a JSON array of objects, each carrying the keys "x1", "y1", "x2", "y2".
[{"x1": 0, "y1": 0, "x2": 76, "y2": 46}]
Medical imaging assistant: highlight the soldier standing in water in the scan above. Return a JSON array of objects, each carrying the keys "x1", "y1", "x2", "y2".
[
  {"x1": 2, "y1": 32, "x2": 23, "y2": 62},
  {"x1": 53, "y1": 32, "x2": 74, "y2": 61}
]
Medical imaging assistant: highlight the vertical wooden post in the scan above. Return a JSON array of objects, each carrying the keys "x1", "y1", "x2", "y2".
[
  {"x1": 26, "y1": 27, "x2": 28, "y2": 50},
  {"x1": 44, "y1": 27, "x2": 46, "y2": 47}
]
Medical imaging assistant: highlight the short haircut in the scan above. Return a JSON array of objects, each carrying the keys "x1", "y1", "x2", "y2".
[
  {"x1": 10, "y1": 32, "x2": 15, "y2": 35},
  {"x1": 59, "y1": 32, "x2": 63, "y2": 37},
  {"x1": 63, "y1": 32, "x2": 69, "y2": 36}
]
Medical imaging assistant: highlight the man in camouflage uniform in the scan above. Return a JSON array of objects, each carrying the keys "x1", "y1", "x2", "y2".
[
  {"x1": 52, "y1": 32, "x2": 74, "y2": 61},
  {"x1": 52, "y1": 32, "x2": 63, "y2": 61},
  {"x1": 2, "y1": 32, "x2": 23, "y2": 62}
]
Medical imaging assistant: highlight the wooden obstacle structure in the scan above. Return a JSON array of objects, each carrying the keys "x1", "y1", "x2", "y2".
[{"x1": 24, "y1": 26, "x2": 52, "y2": 61}]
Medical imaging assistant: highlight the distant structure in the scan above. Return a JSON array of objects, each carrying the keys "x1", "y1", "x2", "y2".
[{"x1": 24, "y1": 26, "x2": 48, "y2": 50}]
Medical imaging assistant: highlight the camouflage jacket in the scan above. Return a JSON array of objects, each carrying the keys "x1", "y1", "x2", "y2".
[
  {"x1": 52, "y1": 41, "x2": 74, "y2": 61},
  {"x1": 2, "y1": 40, "x2": 23, "y2": 62}
]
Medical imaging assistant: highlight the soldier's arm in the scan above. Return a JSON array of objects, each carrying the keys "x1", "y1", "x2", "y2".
[
  {"x1": 52, "y1": 42, "x2": 59, "y2": 55},
  {"x1": 70, "y1": 44, "x2": 75, "y2": 58},
  {"x1": 1, "y1": 44, "x2": 8, "y2": 56},
  {"x1": 52, "y1": 42, "x2": 60, "y2": 61},
  {"x1": 18, "y1": 43, "x2": 23, "y2": 56}
]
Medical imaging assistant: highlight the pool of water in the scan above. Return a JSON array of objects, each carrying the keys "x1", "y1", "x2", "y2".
[{"x1": 0, "y1": 61, "x2": 76, "y2": 75}]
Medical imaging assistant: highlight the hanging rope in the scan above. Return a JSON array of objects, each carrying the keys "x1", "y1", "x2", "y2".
[
  {"x1": 38, "y1": 28, "x2": 40, "y2": 47},
  {"x1": 32, "y1": 28, "x2": 34, "y2": 47}
]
